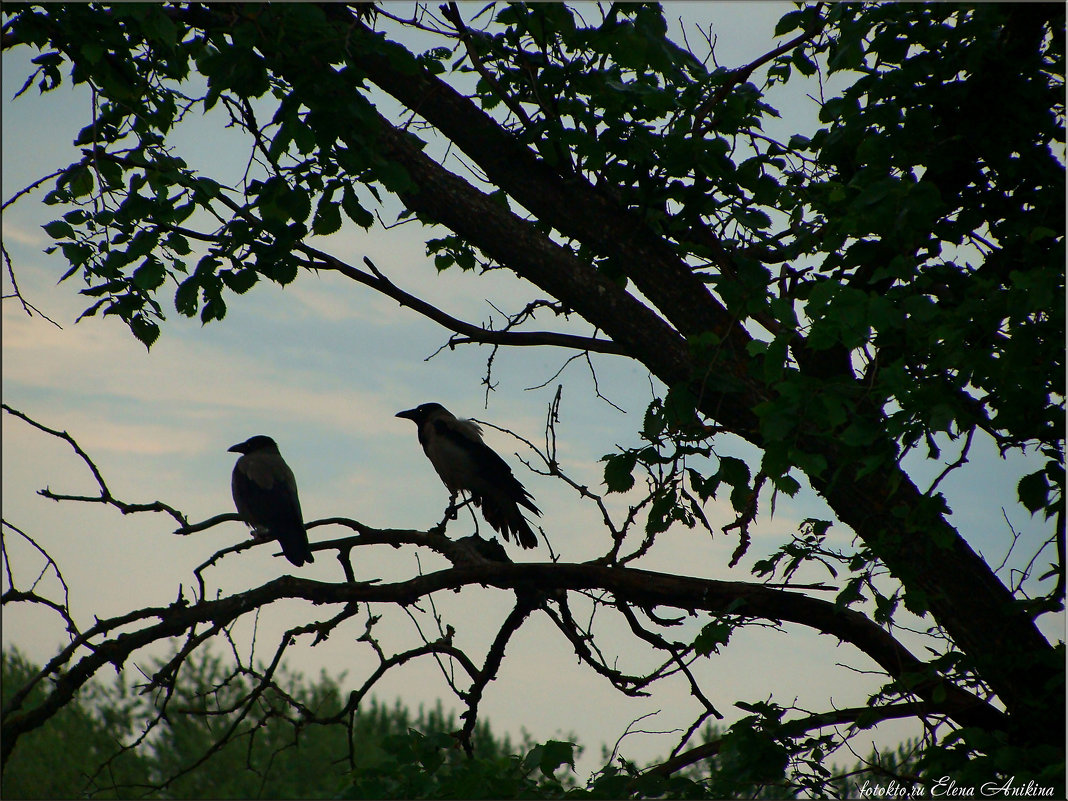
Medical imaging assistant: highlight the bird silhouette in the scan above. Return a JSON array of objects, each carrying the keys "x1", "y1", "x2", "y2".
[
  {"x1": 396, "y1": 403, "x2": 540, "y2": 549},
  {"x1": 228, "y1": 435, "x2": 314, "y2": 566}
]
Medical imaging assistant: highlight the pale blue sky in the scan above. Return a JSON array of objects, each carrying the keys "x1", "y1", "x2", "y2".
[{"x1": 3, "y1": 2, "x2": 1061, "y2": 778}]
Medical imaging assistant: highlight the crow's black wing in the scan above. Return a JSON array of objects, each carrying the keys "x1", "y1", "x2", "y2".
[
  {"x1": 433, "y1": 418, "x2": 540, "y2": 548},
  {"x1": 433, "y1": 419, "x2": 540, "y2": 511}
]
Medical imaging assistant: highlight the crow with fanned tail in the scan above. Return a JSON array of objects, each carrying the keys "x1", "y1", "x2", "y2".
[{"x1": 396, "y1": 403, "x2": 540, "y2": 549}]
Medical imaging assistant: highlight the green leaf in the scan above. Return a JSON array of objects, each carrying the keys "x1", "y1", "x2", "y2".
[
  {"x1": 642, "y1": 400, "x2": 666, "y2": 439},
  {"x1": 312, "y1": 199, "x2": 342, "y2": 235},
  {"x1": 164, "y1": 232, "x2": 191, "y2": 255},
  {"x1": 762, "y1": 335, "x2": 789, "y2": 383},
  {"x1": 43, "y1": 220, "x2": 75, "y2": 239},
  {"x1": 201, "y1": 295, "x2": 226, "y2": 323},
  {"x1": 646, "y1": 490, "x2": 676, "y2": 534},
  {"x1": 836, "y1": 577, "x2": 864, "y2": 607},
  {"x1": 772, "y1": 474, "x2": 801, "y2": 496},
  {"x1": 773, "y1": 10, "x2": 803, "y2": 37},
  {"x1": 278, "y1": 187, "x2": 311, "y2": 224},
  {"x1": 174, "y1": 277, "x2": 199, "y2": 316},
  {"x1": 342, "y1": 186, "x2": 375, "y2": 228},
  {"x1": 790, "y1": 449, "x2": 827, "y2": 479},
  {"x1": 663, "y1": 383, "x2": 697, "y2": 426},
  {"x1": 1028, "y1": 225, "x2": 1057, "y2": 243},
  {"x1": 603, "y1": 452, "x2": 637, "y2": 493},
  {"x1": 70, "y1": 167, "x2": 95, "y2": 198},
  {"x1": 142, "y1": 7, "x2": 178, "y2": 50},
  {"x1": 736, "y1": 206, "x2": 772, "y2": 230},
  {"x1": 221, "y1": 268, "x2": 258, "y2": 294},
  {"x1": 855, "y1": 177, "x2": 898, "y2": 208},
  {"x1": 61, "y1": 242, "x2": 93, "y2": 267},
  {"x1": 818, "y1": 95, "x2": 858, "y2": 123},
  {"x1": 292, "y1": 120, "x2": 317, "y2": 155},
  {"x1": 720, "y1": 724, "x2": 790, "y2": 783},
  {"x1": 791, "y1": 49, "x2": 818, "y2": 76},
  {"x1": 130, "y1": 315, "x2": 160, "y2": 349},
  {"x1": 1017, "y1": 470, "x2": 1051, "y2": 515},
  {"x1": 694, "y1": 619, "x2": 732, "y2": 656},
  {"x1": 374, "y1": 160, "x2": 413, "y2": 193},
  {"x1": 534, "y1": 740, "x2": 575, "y2": 777},
  {"x1": 718, "y1": 456, "x2": 751, "y2": 488},
  {"x1": 132, "y1": 257, "x2": 166, "y2": 290}
]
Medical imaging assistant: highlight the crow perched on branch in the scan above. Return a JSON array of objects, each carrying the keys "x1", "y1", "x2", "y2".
[
  {"x1": 396, "y1": 403, "x2": 540, "y2": 549},
  {"x1": 228, "y1": 435, "x2": 314, "y2": 566}
]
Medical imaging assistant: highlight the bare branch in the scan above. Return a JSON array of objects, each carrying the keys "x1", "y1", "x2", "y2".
[
  {"x1": 304, "y1": 251, "x2": 626, "y2": 355},
  {"x1": 615, "y1": 600, "x2": 723, "y2": 720},
  {"x1": 542, "y1": 599, "x2": 654, "y2": 697},
  {"x1": 2, "y1": 168, "x2": 66, "y2": 211},
  {"x1": 458, "y1": 595, "x2": 537, "y2": 754},
  {"x1": 2, "y1": 404, "x2": 188, "y2": 527},
  {"x1": 924, "y1": 428, "x2": 975, "y2": 497},
  {"x1": 689, "y1": 4, "x2": 828, "y2": 137},
  {"x1": 2, "y1": 244, "x2": 63, "y2": 328}
]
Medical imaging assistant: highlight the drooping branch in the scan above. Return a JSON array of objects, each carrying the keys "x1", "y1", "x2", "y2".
[
  {"x1": 2, "y1": 243, "x2": 63, "y2": 328},
  {"x1": 2, "y1": 556, "x2": 1006, "y2": 765},
  {"x1": 542, "y1": 597, "x2": 654, "y2": 697},
  {"x1": 59, "y1": 145, "x2": 628, "y2": 360},
  {"x1": 614, "y1": 600, "x2": 723, "y2": 721},
  {"x1": 457, "y1": 595, "x2": 538, "y2": 754}
]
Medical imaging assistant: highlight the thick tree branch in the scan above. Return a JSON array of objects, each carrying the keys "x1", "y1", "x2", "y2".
[
  {"x1": 2, "y1": 561, "x2": 1005, "y2": 765},
  {"x1": 335, "y1": 8, "x2": 760, "y2": 364}
]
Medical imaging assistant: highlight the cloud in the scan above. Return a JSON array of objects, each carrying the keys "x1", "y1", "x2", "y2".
[
  {"x1": 2, "y1": 294, "x2": 402, "y2": 440},
  {"x1": 0, "y1": 220, "x2": 48, "y2": 248}
]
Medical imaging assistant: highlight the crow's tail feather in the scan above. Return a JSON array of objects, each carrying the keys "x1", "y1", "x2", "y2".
[{"x1": 276, "y1": 527, "x2": 314, "y2": 566}]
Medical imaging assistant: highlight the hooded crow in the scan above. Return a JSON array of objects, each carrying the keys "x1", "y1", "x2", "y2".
[
  {"x1": 228, "y1": 435, "x2": 314, "y2": 566},
  {"x1": 396, "y1": 403, "x2": 540, "y2": 549}
]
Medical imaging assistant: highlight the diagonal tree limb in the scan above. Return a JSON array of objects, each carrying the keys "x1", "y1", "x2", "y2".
[
  {"x1": 3, "y1": 404, "x2": 188, "y2": 527},
  {"x1": 458, "y1": 595, "x2": 537, "y2": 755},
  {"x1": 302, "y1": 250, "x2": 627, "y2": 356}
]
